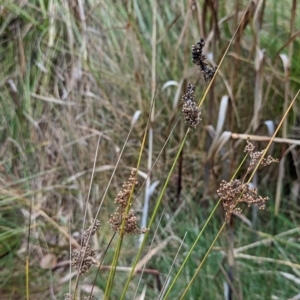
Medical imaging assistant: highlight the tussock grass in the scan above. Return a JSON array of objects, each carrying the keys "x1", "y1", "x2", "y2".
[{"x1": 0, "y1": 0, "x2": 300, "y2": 299}]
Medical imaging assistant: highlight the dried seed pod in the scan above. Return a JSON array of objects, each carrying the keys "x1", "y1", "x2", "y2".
[{"x1": 182, "y1": 84, "x2": 201, "y2": 129}]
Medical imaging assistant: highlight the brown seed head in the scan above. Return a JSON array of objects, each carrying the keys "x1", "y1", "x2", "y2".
[
  {"x1": 71, "y1": 245, "x2": 98, "y2": 275},
  {"x1": 244, "y1": 138, "x2": 279, "y2": 174},
  {"x1": 217, "y1": 179, "x2": 269, "y2": 222},
  {"x1": 192, "y1": 38, "x2": 217, "y2": 83},
  {"x1": 182, "y1": 84, "x2": 201, "y2": 129},
  {"x1": 108, "y1": 169, "x2": 148, "y2": 235}
]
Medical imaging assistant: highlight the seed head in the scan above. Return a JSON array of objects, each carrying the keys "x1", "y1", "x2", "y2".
[
  {"x1": 182, "y1": 84, "x2": 201, "y2": 129},
  {"x1": 217, "y1": 179, "x2": 269, "y2": 222},
  {"x1": 192, "y1": 38, "x2": 217, "y2": 83},
  {"x1": 244, "y1": 138, "x2": 279, "y2": 175},
  {"x1": 217, "y1": 138, "x2": 278, "y2": 222},
  {"x1": 108, "y1": 169, "x2": 148, "y2": 235}
]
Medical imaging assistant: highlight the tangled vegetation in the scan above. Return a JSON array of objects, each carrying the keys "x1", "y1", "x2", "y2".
[{"x1": 0, "y1": 0, "x2": 299, "y2": 299}]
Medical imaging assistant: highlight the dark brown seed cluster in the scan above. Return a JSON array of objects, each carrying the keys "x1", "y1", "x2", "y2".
[
  {"x1": 192, "y1": 38, "x2": 217, "y2": 83},
  {"x1": 71, "y1": 220, "x2": 101, "y2": 275},
  {"x1": 108, "y1": 169, "x2": 148, "y2": 235},
  {"x1": 182, "y1": 84, "x2": 201, "y2": 129},
  {"x1": 217, "y1": 139, "x2": 278, "y2": 222}
]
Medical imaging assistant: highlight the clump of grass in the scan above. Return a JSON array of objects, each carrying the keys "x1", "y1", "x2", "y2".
[{"x1": 1, "y1": 1, "x2": 300, "y2": 299}]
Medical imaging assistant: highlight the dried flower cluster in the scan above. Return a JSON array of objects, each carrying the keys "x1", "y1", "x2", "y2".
[
  {"x1": 108, "y1": 169, "x2": 148, "y2": 235},
  {"x1": 192, "y1": 38, "x2": 217, "y2": 83},
  {"x1": 244, "y1": 138, "x2": 279, "y2": 175},
  {"x1": 71, "y1": 220, "x2": 101, "y2": 275},
  {"x1": 217, "y1": 139, "x2": 278, "y2": 221},
  {"x1": 82, "y1": 220, "x2": 101, "y2": 245},
  {"x1": 217, "y1": 179, "x2": 269, "y2": 221},
  {"x1": 182, "y1": 84, "x2": 201, "y2": 129}
]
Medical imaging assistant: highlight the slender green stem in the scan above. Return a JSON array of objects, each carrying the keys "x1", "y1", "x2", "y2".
[
  {"x1": 162, "y1": 155, "x2": 247, "y2": 299},
  {"x1": 120, "y1": 129, "x2": 190, "y2": 300},
  {"x1": 26, "y1": 255, "x2": 29, "y2": 300},
  {"x1": 179, "y1": 222, "x2": 227, "y2": 299},
  {"x1": 104, "y1": 170, "x2": 139, "y2": 298},
  {"x1": 162, "y1": 199, "x2": 222, "y2": 299},
  {"x1": 104, "y1": 234, "x2": 124, "y2": 299},
  {"x1": 103, "y1": 90, "x2": 155, "y2": 299}
]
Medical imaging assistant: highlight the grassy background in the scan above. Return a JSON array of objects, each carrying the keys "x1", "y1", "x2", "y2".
[{"x1": 0, "y1": 0, "x2": 300, "y2": 299}]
